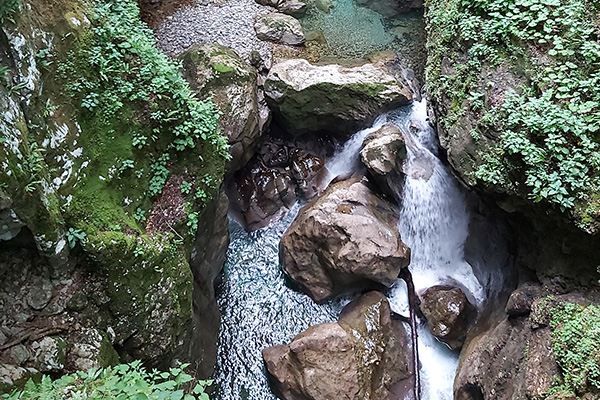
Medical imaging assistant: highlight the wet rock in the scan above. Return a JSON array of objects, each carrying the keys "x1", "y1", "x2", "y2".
[
  {"x1": 280, "y1": 179, "x2": 410, "y2": 302},
  {"x1": 189, "y1": 187, "x2": 230, "y2": 377},
  {"x1": 260, "y1": 142, "x2": 289, "y2": 168},
  {"x1": 278, "y1": 0, "x2": 307, "y2": 16},
  {"x1": 289, "y1": 149, "x2": 327, "y2": 199},
  {"x1": 26, "y1": 276, "x2": 53, "y2": 311},
  {"x1": 32, "y1": 336, "x2": 67, "y2": 373},
  {"x1": 355, "y1": 0, "x2": 422, "y2": 17},
  {"x1": 420, "y1": 285, "x2": 476, "y2": 350},
  {"x1": 264, "y1": 59, "x2": 412, "y2": 136},
  {"x1": 254, "y1": 13, "x2": 305, "y2": 46},
  {"x1": 360, "y1": 123, "x2": 406, "y2": 199},
  {"x1": 229, "y1": 161, "x2": 297, "y2": 231},
  {"x1": 263, "y1": 291, "x2": 412, "y2": 400},
  {"x1": 181, "y1": 43, "x2": 269, "y2": 172},
  {"x1": 505, "y1": 282, "x2": 542, "y2": 316}
]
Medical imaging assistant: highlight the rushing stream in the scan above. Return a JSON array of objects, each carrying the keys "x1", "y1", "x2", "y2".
[{"x1": 214, "y1": 99, "x2": 500, "y2": 399}]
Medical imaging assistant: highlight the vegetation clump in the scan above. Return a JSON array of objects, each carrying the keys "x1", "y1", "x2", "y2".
[
  {"x1": 549, "y1": 303, "x2": 600, "y2": 398},
  {"x1": 1, "y1": 361, "x2": 211, "y2": 400},
  {"x1": 426, "y1": 0, "x2": 600, "y2": 227}
]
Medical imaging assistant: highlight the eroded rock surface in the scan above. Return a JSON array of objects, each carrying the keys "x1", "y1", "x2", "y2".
[
  {"x1": 360, "y1": 123, "x2": 406, "y2": 199},
  {"x1": 280, "y1": 179, "x2": 410, "y2": 302},
  {"x1": 263, "y1": 291, "x2": 413, "y2": 400},
  {"x1": 455, "y1": 289, "x2": 600, "y2": 400},
  {"x1": 420, "y1": 285, "x2": 476, "y2": 350},
  {"x1": 264, "y1": 59, "x2": 412, "y2": 136},
  {"x1": 181, "y1": 43, "x2": 270, "y2": 172}
]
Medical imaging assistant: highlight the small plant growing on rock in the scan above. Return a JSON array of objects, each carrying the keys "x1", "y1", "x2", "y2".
[{"x1": 66, "y1": 227, "x2": 87, "y2": 249}]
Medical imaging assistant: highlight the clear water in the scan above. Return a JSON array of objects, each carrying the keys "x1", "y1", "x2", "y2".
[
  {"x1": 300, "y1": 0, "x2": 395, "y2": 59},
  {"x1": 213, "y1": 205, "x2": 347, "y2": 400},
  {"x1": 214, "y1": 100, "x2": 493, "y2": 400}
]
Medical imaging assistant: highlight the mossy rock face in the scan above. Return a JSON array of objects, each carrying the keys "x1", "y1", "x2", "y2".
[
  {"x1": 0, "y1": 0, "x2": 227, "y2": 379},
  {"x1": 181, "y1": 43, "x2": 270, "y2": 172},
  {"x1": 264, "y1": 58, "x2": 412, "y2": 136}
]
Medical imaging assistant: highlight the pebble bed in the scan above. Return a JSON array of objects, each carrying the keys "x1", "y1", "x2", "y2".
[{"x1": 155, "y1": 0, "x2": 275, "y2": 61}]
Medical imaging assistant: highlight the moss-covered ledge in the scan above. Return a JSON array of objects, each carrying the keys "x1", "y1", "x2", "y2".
[{"x1": 0, "y1": 0, "x2": 229, "y2": 384}]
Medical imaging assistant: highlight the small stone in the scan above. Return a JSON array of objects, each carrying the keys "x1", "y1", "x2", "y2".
[
  {"x1": 26, "y1": 276, "x2": 53, "y2": 311},
  {"x1": 9, "y1": 344, "x2": 31, "y2": 365},
  {"x1": 278, "y1": 0, "x2": 308, "y2": 17},
  {"x1": 254, "y1": 13, "x2": 305, "y2": 46}
]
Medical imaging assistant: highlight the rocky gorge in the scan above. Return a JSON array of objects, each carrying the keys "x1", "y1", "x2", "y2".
[{"x1": 1, "y1": 0, "x2": 599, "y2": 399}]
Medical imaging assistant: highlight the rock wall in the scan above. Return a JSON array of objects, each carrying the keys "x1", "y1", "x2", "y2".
[{"x1": 0, "y1": 0, "x2": 229, "y2": 389}]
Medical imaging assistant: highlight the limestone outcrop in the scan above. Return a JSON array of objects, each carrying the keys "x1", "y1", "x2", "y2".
[{"x1": 181, "y1": 43, "x2": 270, "y2": 172}]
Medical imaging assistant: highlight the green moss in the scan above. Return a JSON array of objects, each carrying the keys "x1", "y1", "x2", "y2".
[
  {"x1": 426, "y1": 0, "x2": 600, "y2": 224},
  {"x1": 549, "y1": 303, "x2": 600, "y2": 397}
]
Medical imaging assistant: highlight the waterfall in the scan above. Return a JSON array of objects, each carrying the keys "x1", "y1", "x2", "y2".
[
  {"x1": 215, "y1": 99, "x2": 500, "y2": 400},
  {"x1": 386, "y1": 99, "x2": 487, "y2": 400}
]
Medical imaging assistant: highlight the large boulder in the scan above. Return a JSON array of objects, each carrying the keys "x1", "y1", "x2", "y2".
[
  {"x1": 264, "y1": 59, "x2": 412, "y2": 136},
  {"x1": 360, "y1": 123, "x2": 406, "y2": 199},
  {"x1": 263, "y1": 291, "x2": 413, "y2": 400},
  {"x1": 254, "y1": 13, "x2": 306, "y2": 46},
  {"x1": 280, "y1": 179, "x2": 410, "y2": 302},
  {"x1": 181, "y1": 43, "x2": 270, "y2": 172},
  {"x1": 419, "y1": 285, "x2": 476, "y2": 350}
]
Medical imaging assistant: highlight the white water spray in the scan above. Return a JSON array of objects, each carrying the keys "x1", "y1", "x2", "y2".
[{"x1": 386, "y1": 99, "x2": 485, "y2": 400}]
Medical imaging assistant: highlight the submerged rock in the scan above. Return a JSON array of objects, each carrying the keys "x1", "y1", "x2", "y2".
[
  {"x1": 355, "y1": 0, "x2": 422, "y2": 17},
  {"x1": 263, "y1": 291, "x2": 413, "y2": 400},
  {"x1": 264, "y1": 59, "x2": 412, "y2": 136},
  {"x1": 280, "y1": 179, "x2": 410, "y2": 302},
  {"x1": 254, "y1": 13, "x2": 306, "y2": 46},
  {"x1": 420, "y1": 285, "x2": 476, "y2": 350},
  {"x1": 360, "y1": 123, "x2": 406, "y2": 199},
  {"x1": 181, "y1": 43, "x2": 269, "y2": 172}
]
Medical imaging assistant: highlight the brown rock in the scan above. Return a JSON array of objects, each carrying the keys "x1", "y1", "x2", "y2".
[
  {"x1": 289, "y1": 149, "x2": 328, "y2": 199},
  {"x1": 228, "y1": 160, "x2": 297, "y2": 231},
  {"x1": 280, "y1": 179, "x2": 410, "y2": 302},
  {"x1": 420, "y1": 285, "x2": 476, "y2": 350},
  {"x1": 263, "y1": 292, "x2": 413, "y2": 400},
  {"x1": 360, "y1": 123, "x2": 406, "y2": 199},
  {"x1": 505, "y1": 282, "x2": 542, "y2": 316}
]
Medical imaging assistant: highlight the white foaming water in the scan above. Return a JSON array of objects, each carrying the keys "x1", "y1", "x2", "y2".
[
  {"x1": 326, "y1": 114, "x2": 388, "y2": 182},
  {"x1": 386, "y1": 99, "x2": 485, "y2": 400}
]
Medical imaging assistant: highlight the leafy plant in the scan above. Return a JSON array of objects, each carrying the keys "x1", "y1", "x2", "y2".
[
  {"x1": 426, "y1": 0, "x2": 600, "y2": 219},
  {"x1": 66, "y1": 227, "x2": 87, "y2": 249},
  {"x1": 549, "y1": 303, "x2": 600, "y2": 396},
  {"x1": 180, "y1": 181, "x2": 192, "y2": 195},
  {"x1": 0, "y1": 0, "x2": 19, "y2": 24},
  {"x1": 134, "y1": 207, "x2": 147, "y2": 224},
  {"x1": 1, "y1": 361, "x2": 212, "y2": 400}
]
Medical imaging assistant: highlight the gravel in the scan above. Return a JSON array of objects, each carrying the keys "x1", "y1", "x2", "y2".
[{"x1": 155, "y1": 0, "x2": 276, "y2": 62}]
